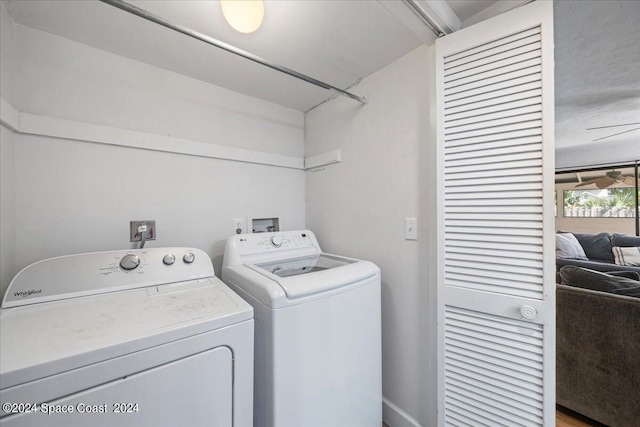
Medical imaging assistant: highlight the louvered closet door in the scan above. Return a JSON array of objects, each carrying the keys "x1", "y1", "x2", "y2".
[{"x1": 435, "y1": 2, "x2": 555, "y2": 426}]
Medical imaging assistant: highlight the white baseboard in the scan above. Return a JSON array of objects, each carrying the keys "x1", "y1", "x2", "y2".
[{"x1": 383, "y1": 397, "x2": 423, "y2": 427}]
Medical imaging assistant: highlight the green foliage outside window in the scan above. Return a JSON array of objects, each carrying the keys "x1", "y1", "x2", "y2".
[{"x1": 563, "y1": 188, "x2": 638, "y2": 218}]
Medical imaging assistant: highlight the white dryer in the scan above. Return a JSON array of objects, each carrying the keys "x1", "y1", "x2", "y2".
[
  {"x1": 222, "y1": 230, "x2": 381, "y2": 427},
  {"x1": 0, "y1": 247, "x2": 253, "y2": 426}
]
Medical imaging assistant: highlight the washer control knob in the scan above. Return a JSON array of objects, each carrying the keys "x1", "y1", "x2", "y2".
[
  {"x1": 120, "y1": 254, "x2": 140, "y2": 270},
  {"x1": 270, "y1": 236, "x2": 282, "y2": 248},
  {"x1": 163, "y1": 254, "x2": 176, "y2": 265},
  {"x1": 183, "y1": 252, "x2": 195, "y2": 264}
]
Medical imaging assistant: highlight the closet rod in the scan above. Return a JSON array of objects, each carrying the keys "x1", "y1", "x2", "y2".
[{"x1": 99, "y1": 0, "x2": 368, "y2": 105}]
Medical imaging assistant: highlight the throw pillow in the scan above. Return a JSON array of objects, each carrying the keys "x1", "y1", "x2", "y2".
[
  {"x1": 572, "y1": 232, "x2": 614, "y2": 262},
  {"x1": 559, "y1": 265, "x2": 640, "y2": 297},
  {"x1": 556, "y1": 233, "x2": 588, "y2": 260},
  {"x1": 612, "y1": 246, "x2": 640, "y2": 266},
  {"x1": 611, "y1": 233, "x2": 640, "y2": 248}
]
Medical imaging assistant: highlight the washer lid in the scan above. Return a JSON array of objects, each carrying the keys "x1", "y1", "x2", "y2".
[
  {"x1": 255, "y1": 254, "x2": 354, "y2": 278},
  {"x1": 249, "y1": 254, "x2": 378, "y2": 299},
  {"x1": 0, "y1": 277, "x2": 253, "y2": 389}
]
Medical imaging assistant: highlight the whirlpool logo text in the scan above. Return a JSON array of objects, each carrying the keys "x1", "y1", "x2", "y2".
[{"x1": 14, "y1": 289, "x2": 42, "y2": 298}]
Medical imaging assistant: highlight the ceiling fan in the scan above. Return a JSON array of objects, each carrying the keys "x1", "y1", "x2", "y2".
[
  {"x1": 587, "y1": 122, "x2": 640, "y2": 142},
  {"x1": 575, "y1": 169, "x2": 637, "y2": 189}
]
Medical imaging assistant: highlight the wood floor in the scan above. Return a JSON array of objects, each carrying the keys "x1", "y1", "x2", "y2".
[
  {"x1": 384, "y1": 406, "x2": 605, "y2": 427},
  {"x1": 557, "y1": 406, "x2": 607, "y2": 427}
]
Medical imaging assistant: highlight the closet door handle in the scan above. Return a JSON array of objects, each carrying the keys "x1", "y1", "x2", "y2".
[{"x1": 520, "y1": 305, "x2": 538, "y2": 320}]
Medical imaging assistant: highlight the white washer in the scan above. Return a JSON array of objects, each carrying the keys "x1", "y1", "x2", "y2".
[
  {"x1": 0, "y1": 247, "x2": 253, "y2": 426},
  {"x1": 222, "y1": 230, "x2": 381, "y2": 427}
]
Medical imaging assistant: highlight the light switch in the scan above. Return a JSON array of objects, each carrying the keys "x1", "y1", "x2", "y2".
[{"x1": 405, "y1": 218, "x2": 417, "y2": 240}]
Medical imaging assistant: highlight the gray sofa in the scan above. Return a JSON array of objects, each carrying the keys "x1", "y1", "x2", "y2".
[
  {"x1": 556, "y1": 232, "x2": 640, "y2": 282},
  {"x1": 557, "y1": 266, "x2": 640, "y2": 427}
]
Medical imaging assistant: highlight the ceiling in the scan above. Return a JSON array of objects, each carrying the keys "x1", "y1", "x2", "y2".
[
  {"x1": 446, "y1": 0, "x2": 497, "y2": 22},
  {"x1": 554, "y1": 0, "x2": 640, "y2": 151},
  {"x1": 3, "y1": 0, "x2": 639, "y2": 148},
  {"x1": 3, "y1": 0, "x2": 431, "y2": 112}
]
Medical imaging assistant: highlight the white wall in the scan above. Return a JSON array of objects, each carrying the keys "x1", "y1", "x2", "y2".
[
  {"x1": 13, "y1": 23, "x2": 304, "y2": 158},
  {"x1": 0, "y1": 3, "x2": 16, "y2": 292},
  {"x1": 305, "y1": 45, "x2": 436, "y2": 427},
  {"x1": 13, "y1": 133, "x2": 304, "y2": 275},
  {"x1": 0, "y1": 11, "x2": 306, "y2": 296},
  {"x1": 0, "y1": 124, "x2": 15, "y2": 291},
  {"x1": 0, "y1": 1, "x2": 15, "y2": 105}
]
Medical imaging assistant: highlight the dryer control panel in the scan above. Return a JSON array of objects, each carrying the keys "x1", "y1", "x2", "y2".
[
  {"x1": 2, "y1": 248, "x2": 214, "y2": 308},
  {"x1": 222, "y1": 230, "x2": 321, "y2": 268}
]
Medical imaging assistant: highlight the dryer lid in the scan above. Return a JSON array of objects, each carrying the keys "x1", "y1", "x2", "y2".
[
  {"x1": 0, "y1": 248, "x2": 253, "y2": 389},
  {"x1": 0, "y1": 277, "x2": 252, "y2": 389}
]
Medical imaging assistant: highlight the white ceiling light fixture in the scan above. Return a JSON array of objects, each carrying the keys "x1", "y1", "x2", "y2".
[{"x1": 221, "y1": 0, "x2": 265, "y2": 34}]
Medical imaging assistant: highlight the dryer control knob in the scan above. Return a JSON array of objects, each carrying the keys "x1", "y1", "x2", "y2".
[
  {"x1": 163, "y1": 254, "x2": 176, "y2": 265},
  {"x1": 120, "y1": 254, "x2": 140, "y2": 270},
  {"x1": 183, "y1": 252, "x2": 195, "y2": 263},
  {"x1": 270, "y1": 236, "x2": 282, "y2": 248}
]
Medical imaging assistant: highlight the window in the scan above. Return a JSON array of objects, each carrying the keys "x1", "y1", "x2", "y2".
[
  {"x1": 563, "y1": 188, "x2": 637, "y2": 218},
  {"x1": 556, "y1": 165, "x2": 640, "y2": 236}
]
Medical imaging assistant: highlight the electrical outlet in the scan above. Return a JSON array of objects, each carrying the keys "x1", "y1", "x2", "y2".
[
  {"x1": 233, "y1": 218, "x2": 246, "y2": 234},
  {"x1": 130, "y1": 220, "x2": 156, "y2": 242}
]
